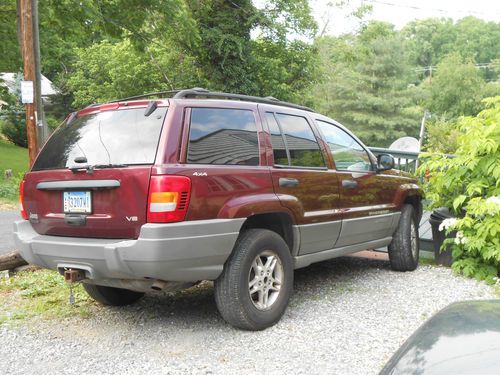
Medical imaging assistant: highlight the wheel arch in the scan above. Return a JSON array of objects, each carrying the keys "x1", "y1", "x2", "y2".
[
  {"x1": 403, "y1": 193, "x2": 423, "y2": 223},
  {"x1": 239, "y1": 212, "x2": 297, "y2": 256},
  {"x1": 396, "y1": 183, "x2": 423, "y2": 223}
]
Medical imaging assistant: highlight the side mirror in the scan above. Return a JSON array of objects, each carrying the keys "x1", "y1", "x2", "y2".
[{"x1": 377, "y1": 154, "x2": 395, "y2": 172}]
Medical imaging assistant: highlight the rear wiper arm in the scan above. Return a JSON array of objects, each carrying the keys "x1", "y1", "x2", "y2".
[
  {"x1": 69, "y1": 164, "x2": 94, "y2": 174},
  {"x1": 69, "y1": 163, "x2": 127, "y2": 174},
  {"x1": 93, "y1": 164, "x2": 128, "y2": 169}
]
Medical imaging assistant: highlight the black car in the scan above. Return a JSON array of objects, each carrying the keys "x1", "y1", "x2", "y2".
[{"x1": 380, "y1": 300, "x2": 500, "y2": 374}]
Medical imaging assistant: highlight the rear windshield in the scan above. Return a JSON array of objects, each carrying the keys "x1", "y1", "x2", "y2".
[{"x1": 33, "y1": 107, "x2": 167, "y2": 171}]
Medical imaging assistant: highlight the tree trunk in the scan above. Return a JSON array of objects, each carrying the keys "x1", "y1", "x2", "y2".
[{"x1": 0, "y1": 251, "x2": 28, "y2": 271}]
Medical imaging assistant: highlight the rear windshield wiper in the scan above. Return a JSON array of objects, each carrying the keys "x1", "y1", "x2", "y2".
[
  {"x1": 93, "y1": 164, "x2": 128, "y2": 169},
  {"x1": 69, "y1": 163, "x2": 128, "y2": 174}
]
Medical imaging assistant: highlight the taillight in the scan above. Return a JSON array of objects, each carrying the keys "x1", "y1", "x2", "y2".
[
  {"x1": 19, "y1": 180, "x2": 28, "y2": 220},
  {"x1": 147, "y1": 175, "x2": 191, "y2": 223}
]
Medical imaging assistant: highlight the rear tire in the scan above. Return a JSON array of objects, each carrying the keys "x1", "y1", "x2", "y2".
[
  {"x1": 388, "y1": 204, "x2": 419, "y2": 271},
  {"x1": 214, "y1": 229, "x2": 293, "y2": 331},
  {"x1": 83, "y1": 283, "x2": 144, "y2": 306}
]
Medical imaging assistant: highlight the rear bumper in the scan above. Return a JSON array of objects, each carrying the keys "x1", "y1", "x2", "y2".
[{"x1": 13, "y1": 219, "x2": 244, "y2": 282}]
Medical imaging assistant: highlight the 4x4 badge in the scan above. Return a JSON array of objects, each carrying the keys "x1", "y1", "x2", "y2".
[{"x1": 192, "y1": 172, "x2": 208, "y2": 176}]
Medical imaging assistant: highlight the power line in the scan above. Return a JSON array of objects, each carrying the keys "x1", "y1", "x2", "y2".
[
  {"x1": 415, "y1": 61, "x2": 500, "y2": 73},
  {"x1": 362, "y1": 0, "x2": 500, "y2": 17}
]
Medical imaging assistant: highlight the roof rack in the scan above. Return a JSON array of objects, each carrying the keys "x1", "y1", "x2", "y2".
[
  {"x1": 107, "y1": 87, "x2": 314, "y2": 112},
  {"x1": 109, "y1": 90, "x2": 180, "y2": 103},
  {"x1": 173, "y1": 88, "x2": 315, "y2": 112}
]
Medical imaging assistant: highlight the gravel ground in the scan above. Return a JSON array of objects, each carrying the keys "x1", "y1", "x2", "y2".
[
  {"x1": 0, "y1": 256, "x2": 497, "y2": 375},
  {"x1": 0, "y1": 210, "x2": 18, "y2": 255}
]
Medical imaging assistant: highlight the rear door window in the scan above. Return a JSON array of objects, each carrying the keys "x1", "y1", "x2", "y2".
[
  {"x1": 187, "y1": 108, "x2": 259, "y2": 165},
  {"x1": 33, "y1": 107, "x2": 167, "y2": 170},
  {"x1": 265, "y1": 112, "x2": 289, "y2": 165},
  {"x1": 272, "y1": 113, "x2": 325, "y2": 168}
]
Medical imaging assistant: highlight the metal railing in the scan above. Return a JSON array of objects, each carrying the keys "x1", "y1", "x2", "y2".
[{"x1": 369, "y1": 147, "x2": 420, "y2": 173}]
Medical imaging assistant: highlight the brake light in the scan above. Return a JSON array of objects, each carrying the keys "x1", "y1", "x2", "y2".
[
  {"x1": 19, "y1": 180, "x2": 28, "y2": 220},
  {"x1": 147, "y1": 175, "x2": 191, "y2": 223}
]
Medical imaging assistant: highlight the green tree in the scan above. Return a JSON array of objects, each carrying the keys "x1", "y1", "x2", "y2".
[
  {"x1": 186, "y1": 0, "x2": 259, "y2": 94},
  {"x1": 252, "y1": 38, "x2": 317, "y2": 103},
  {"x1": 402, "y1": 18, "x2": 457, "y2": 68},
  {"x1": 0, "y1": 0, "x2": 21, "y2": 71},
  {"x1": 67, "y1": 39, "x2": 206, "y2": 107},
  {"x1": 66, "y1": 0, "x2": 318, "y2": 107},
  {"x1": 427, "y1": 53, "x2": 488, "y2": 118},
  {"x1": 313, "y1": 22, "x2": 424, "y2": 147},
  {"x1": 185, "y1": 0, "x2": 317, "y2": 96}
]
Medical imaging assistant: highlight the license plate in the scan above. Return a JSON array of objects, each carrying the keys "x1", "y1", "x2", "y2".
[{"x1": 63, "y1": 191, "x2": 92, "y2": 214}]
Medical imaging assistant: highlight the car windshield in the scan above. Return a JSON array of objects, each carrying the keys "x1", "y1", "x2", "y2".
[{"x1": 32, "y1": 107, "x2": 167, "y2": 171}]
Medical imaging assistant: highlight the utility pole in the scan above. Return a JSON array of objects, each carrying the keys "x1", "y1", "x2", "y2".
[
  {"x1": 32, "y1": 0, "x2": 49, "y2": 147},
  {"x1": 415, "y1": 110, "x2": 430, "y2": 170},
  {"x1": 19, "y1": 0, "x2": 38, "y2": 167}
]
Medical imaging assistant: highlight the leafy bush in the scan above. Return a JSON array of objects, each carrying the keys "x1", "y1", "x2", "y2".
[
  {"x1": 0, "y1": 84, "x2": 27, "y2": 147},
  {"x1": 0, "y1": 172, "x2": 22, "y2": 204},
  {"x1": 419, "y1": 97, "x2": 500, "y2": 283},
  {"x1": 1, "y1": 116, "x2": 27, "y2": 148},
  {"x1": 424, "y1": 116, "x2": 461, "y2": 154}
]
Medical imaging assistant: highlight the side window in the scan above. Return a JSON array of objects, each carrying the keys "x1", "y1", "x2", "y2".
[
  {"x1": 265, "y1": 113, "x2": 289, "y2": 165},
  {"x1": 187, "y1": 108, "x2": 259, "y2": 165},
  {"x1": 272, "y1": 113, "x2": 325, "y2": 168},
  {"x1": 316, "y1": 120, "x2": 373, "y2": 172}
]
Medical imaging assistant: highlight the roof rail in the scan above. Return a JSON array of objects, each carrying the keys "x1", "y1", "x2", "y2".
[
  {"x1": 109, "y1": 90, "x2": 180, "y2": 103},
  {"x1": 105, "y1": 87, "x2": 314, "y2": 112},
  {"x1": 173, "y1": 88, "x2": 315, "y2": 112}
]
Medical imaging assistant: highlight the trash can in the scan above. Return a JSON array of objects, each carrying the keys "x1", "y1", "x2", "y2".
[{"x1": 428, "y1": 207, "x2": 455, "y2": 266}]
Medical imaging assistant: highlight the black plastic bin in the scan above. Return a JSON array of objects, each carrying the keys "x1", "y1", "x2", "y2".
[{"x1": 429, "y1": 207, "x2": 455, "y2": 266}]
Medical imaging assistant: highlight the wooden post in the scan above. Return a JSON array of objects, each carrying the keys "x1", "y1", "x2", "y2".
[
  {"x1": 0, "y1": 251, "x2": 28, "y2": 272},
  {"x1": 19, "y1": 0, "x2": 39, "y2": 167},
  {"x1": 415, "y1": 110, "x2": 430, "y2": 170},
  {"x1": 32, "y1": 0, "x2": 49, "y2": 146}
]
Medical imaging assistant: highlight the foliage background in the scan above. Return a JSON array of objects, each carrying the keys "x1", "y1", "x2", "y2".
[
  {"x1": 419, "y1": 97, "x2": 500, "y2": 283},
  {"x1": 1, "y1": 1, "x2": 500, "y2": 148},
  {"x1": 0, "y1": 0, "x2": 499, "y2": 281}
]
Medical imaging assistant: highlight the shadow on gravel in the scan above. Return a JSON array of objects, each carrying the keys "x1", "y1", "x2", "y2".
[
  {"x1": 104, "y1": 256, "x2": 392, "y2": 328},
  {"x1": 294, "y1": 256, "x2": 391, "y2": 289}
]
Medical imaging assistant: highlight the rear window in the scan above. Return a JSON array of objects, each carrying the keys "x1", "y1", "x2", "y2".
[
  {"x1": 187, "y1": 108, "x2": 259, "y2": 165},
  {"x1": 33, "y1": 107, "x2": 167, "y2": 171}
]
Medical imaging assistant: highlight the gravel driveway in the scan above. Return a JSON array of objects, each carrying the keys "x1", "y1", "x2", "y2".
[
  {"x1": 0, "y1": 209, "x2": 18, "y2": 255},
  {"x1": 1, "y1": 257, "x2": 497, "y2": 375}
]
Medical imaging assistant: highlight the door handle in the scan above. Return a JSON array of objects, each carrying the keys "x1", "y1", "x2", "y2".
[
  {"x1": 279, "y1": 178, "x2": 299, "y2": 188},
  {"x1": 342, "y1": 180, "x2": 358, "y2": 189}
]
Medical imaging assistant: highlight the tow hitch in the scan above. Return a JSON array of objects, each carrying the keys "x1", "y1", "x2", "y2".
[
  {"x1": 64, "y1": 269, "x2": 86, "y2": 283},
  {"x1": 63, "y1": 269, "x2": 86, "y2": 305}
]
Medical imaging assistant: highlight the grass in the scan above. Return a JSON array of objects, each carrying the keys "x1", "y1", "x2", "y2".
[
  {"x1": 0, "y1": 139, "x2": 28, "y2": 175},
  {"x1": 0, "y1": 139, "x2": 28, "y2": 206},
  {"x1": 0, "y1": 269, "x2": 96, "y2": 325},
  {"x1": 419, "y1": 257, "x2": 437, "y2": 266},
  {"x1": 0, "y1": 177, "x2": 21, "y2": 206}
]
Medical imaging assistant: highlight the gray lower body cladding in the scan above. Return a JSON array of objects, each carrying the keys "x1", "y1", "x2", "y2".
[
  {"x1": 14, "y1": 219, "x2": 245, "y2": 282},
  {"x1": 14, "y1": 212, "x2": 401, "y2": 286}
]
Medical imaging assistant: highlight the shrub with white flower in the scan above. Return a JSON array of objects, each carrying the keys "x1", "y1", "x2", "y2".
[
  {"x1": 419, "y1": 97, "x2": 500, "y2": 284},
  {"x1": 438, "y1": 218, "x2": 458, "y2": 232}
]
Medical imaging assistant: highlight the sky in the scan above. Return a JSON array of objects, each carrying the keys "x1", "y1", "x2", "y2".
[{"x1": 310, "y1": 0, "x2": 500, "y2": 35}]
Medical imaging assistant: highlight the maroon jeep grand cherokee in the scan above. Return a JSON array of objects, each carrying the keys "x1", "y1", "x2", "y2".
[{"x1": 15, "y1": 88, "x2": 422, "y2": 330}]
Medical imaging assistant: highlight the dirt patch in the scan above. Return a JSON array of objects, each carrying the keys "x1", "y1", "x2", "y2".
[{"x1": 0, "y1": 202, "x2": 16, "y2": 210}]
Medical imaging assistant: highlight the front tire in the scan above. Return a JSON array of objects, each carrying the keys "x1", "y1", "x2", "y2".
[
  {"x1": 214, "y1": 229, "x2": 293, "y2": 331},
  {"x1": 388, "y1": 204, "x2": 419, "y2": 271},
  {"x1": 83, "y1": 283, "x2": 144, "y2": 306}
]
